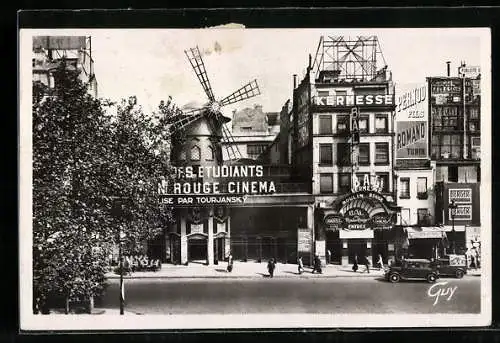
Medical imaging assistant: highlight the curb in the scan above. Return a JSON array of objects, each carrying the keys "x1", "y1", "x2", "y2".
[{"x1": 105, "y1": 273, "x2": 385, "y2": 280}]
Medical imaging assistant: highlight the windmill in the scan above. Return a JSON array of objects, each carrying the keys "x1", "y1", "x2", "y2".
[{"x1": 166, "y1": 46, "x2": 261, "y2": 162}]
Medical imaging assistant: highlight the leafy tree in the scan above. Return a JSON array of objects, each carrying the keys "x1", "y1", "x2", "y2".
[{"x1": 32, "y1": 60, "x2": 174, "y2": 314}]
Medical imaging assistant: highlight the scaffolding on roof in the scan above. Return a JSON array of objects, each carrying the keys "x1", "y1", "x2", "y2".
[{"x1": 312, "y1": 35, "x2": 388, "y2": 82}]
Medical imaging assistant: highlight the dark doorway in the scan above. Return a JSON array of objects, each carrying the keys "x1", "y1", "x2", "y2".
[
  {"x1": 326, "y1": 230, "x2": 342, "y2": 264},
  {"x1": 372, "y1": 231, "x2": 389, "y2": 265},
  {"x1": 215, "y1": 237, "x2": 225, "y2": 261},
  {"x1": 262, "y1": 237, "x2": 274, "y2": 260},
  {"x1": 169, "y1": 235, "x2": 181, "y2": 265},
  {"x1": 147, "y1": 234, "x2": 165, "y2": 262},
  {"x1": 348, "y1": 239, "x2": 367, "y2": 264},
  {"x1": 188, "y1": 238, "x2": 207, "y2": 262}
]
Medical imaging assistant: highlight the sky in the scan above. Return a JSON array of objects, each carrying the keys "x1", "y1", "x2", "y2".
[{"x1": 25, "y1": 28, "x2": 488, "y2": 117}]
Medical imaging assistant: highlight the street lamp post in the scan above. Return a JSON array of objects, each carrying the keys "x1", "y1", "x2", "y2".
[
  {"x1": 449, "y1": 200, "x2": 458, "y2": 254},
  {"x1": 118, "y1": 227, "x2": 125, "y2": 315},
  {"x1": 112, "y1": 198, "x2": 128, "y2": 315}
]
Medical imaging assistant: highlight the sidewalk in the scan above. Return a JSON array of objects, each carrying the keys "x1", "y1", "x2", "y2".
[{"x1": 105, "y1": 261, "x2": 386, "y2": 280}]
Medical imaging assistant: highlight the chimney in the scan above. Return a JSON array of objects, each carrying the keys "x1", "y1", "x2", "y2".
[
  {"x1": 446, "y1": 61, "x2": 451, "y2": 77},
  {"x1": 308, "y1": 54, "x2": 312, "y2": 70},
  {"x1": 293, "y1": 74, "x2": 297, "y2": 89}
]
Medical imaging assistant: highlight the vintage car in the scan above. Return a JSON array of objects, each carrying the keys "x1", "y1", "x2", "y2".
[
  {"x1": 385, "y1": 258, "x2": 440, "y2": 283},
  {"x1": 431, "y1": 255, "x2": 467, "y2": 279}
]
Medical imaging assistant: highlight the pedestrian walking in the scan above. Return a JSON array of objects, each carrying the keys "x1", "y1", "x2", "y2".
[
  {"x1": 312, "y1": 255, "x2": 322, "y2": 274},
  {"x1": 352, "y1": 254, "x2": 359, "y2": 272},
  {"x1": 327, "y1": 249, "x2": 332, "y2": 264},
  {"x1": 377, "y1": 254, "x2": 384, "y2": 270},
  {"x1": 227, "y1": 253, "x2": 234, "y2": 273},
  {"x1": 267, "y1": 258, "x2": 276, "y2": 278},
  {"x1": 363, "y1": 255, "x2": 371, "y2": 274},
  {"x1": 297, "y1": 256, "x2": 304, "y2": 274}
]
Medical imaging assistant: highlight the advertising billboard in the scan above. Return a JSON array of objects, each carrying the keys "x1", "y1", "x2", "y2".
[{"x1": 395, "y1": 83, "x2": 429, "y2": 159}]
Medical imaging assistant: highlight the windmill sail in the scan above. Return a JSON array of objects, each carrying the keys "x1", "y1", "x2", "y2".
[
  {"x1": 168, "y1": 108, "x2": 206, "y2": 133},
  {"x1": 185, "y1": 46, "x2": 215, "y2": 102},
  {"x1": 220, "y1": 79, "x2": 261, "y2": 106},
  {"x1": 221, "y1": 122, "x2": 242, "y2": 160}
]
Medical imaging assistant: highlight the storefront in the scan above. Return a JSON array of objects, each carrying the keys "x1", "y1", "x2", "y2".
[
  {"x1": 318, "y1": 190, "x2": 400, "y2": 266},
  {"x1": 403, "y1": 226, "x2": 448, "y2": 259}
]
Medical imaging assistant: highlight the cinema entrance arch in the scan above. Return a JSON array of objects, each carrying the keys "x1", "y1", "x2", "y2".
[{"x1": 320, "y1": 191, "x2": 400, "y2": 266}]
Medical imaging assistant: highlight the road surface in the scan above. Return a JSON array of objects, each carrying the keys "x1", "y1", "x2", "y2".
[{"x1": 98, "y1": 276, "x2": 481, "y2": 315}]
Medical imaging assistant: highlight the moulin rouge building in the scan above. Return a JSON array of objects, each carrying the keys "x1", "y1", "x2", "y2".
[{"x1": 155, "y1": 37, "x2": 408, "y2": 267}]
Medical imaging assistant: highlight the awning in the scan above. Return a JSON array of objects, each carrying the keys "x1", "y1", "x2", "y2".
[{"x1": 405, "y1": 227, "x2": 446, "y2": 240}]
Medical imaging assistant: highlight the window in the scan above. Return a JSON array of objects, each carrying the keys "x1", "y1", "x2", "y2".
[
  {"x1": 359, "y1": 116, "x2": 369, "y2": 133},
  {"x1": 358, "y1": 143, "x2": 370, "y2": 165},
  {"x1": 247, "y1": 144, "x2": 267, "y2": 158},
  {"x1": 338, "y1": 173, "x2": 351, "y2": 194},
  {"x1": 417, "y1": 177, "x2": 428, "y2": 199},
  {"x1": 206, "y1": 146, "x2": 215, "y2": 161},
  {"x1": 469, "y1": 107, "x2": 479, "y2": 120},
  {"x1": 179, "y1": 150, "x2": 186, "y2": 161},
  {"x1": 337, "y1": 143, "x2": 351, "y2": 166},
  {"x1": 441, "y1": 106, "x2": 461, "y2": 131},
  {"x1": 448, "y1": 166, "x2": 458, "y2": 182},
  {"x1": 319, "y1": 144, "x2": 333, "y2": 165},
  {"x1": 401, "y1": 208, "x2": 410, "y2": 225},
  {"x1": 375, "y1": 142, "x2": 389, "y2": 164},
  {"x1": 190, "y1": 146, "x2": 201, "y2": 161},
  {"x1": 417, "y1": 209, "x2": 430, "y2": 226},
  {"x1": 400, "y1": 178, "x2": 410, "y2": 198},
  {"x1": 375, "y1": 115, "x2": 388, "y2": 133},
  {"x1": 320, "y1": 173, "x2": 333, "y2": 193},
  {"x1": 319, "y1": 115, "x2": 332, "y2": 134},
  {"x1": 376, "y1": 173, "x2": 390, "y2": 192},
  {"x1": 336, "y1": 115, "x2": 350, "y2": 133}
]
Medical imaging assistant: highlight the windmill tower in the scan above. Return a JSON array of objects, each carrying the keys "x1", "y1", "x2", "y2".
[{"x1": 166, "y1": 46, "x2": 261, "y2": 172}]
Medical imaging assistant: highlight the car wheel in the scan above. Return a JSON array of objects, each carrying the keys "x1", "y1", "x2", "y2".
[
  {"x1": 389, "y1": 273, "x2": 401, "y2": 283},
  {"x1": 455, "y1": 270, "x2": 464, "y2": 279},
  {"x1": 427, "y1": 273, "x2": 437, "y2": 283}
]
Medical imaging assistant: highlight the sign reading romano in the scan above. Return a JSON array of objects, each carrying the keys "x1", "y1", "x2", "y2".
[{"x1": 395, "y1": 83, "x2": 428, "y2": 159}]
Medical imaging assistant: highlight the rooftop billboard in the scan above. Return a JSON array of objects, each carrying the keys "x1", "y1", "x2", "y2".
[{"x1": 395, "y1": 82, "x2": 429, "y2": 160}]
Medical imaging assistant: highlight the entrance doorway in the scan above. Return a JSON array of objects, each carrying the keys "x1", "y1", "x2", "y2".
[
  {"x1": 169, "y1": 234, "x2": 181, "y2": 265},
  {"x1": 188, "y1": 237, "x2": 207, "y2": 263},
  {"x1": 215, "y1": 237, "x2": 225, "y2": 261},
  {"x1": 348, "y1": 239, "x2": 367, "y2": 264},
  {"x1": 326, "y1": 230, "x2": 342, "y2": 264}
]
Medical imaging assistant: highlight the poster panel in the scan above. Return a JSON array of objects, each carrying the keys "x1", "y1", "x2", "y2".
[{"x1": 395, "y1": 83, "x2": 429, "y2": 159}]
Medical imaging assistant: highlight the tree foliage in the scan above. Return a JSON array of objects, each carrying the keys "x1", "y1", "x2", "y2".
[{"x1": 32, "y1": 60, "x2": 174, "y2": 312}]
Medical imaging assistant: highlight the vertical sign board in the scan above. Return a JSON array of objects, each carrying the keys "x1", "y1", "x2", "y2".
[
  {"x1": 395, "y1": 83, "x2": 429, "y2": 159},
  {"x1": 443, "y1": 183, "x2": 480, "y2": 225},
  {"x1": 297, "y1": 227, "x2": 312, "y2": 253},
  {"x1": 448, "y1": 188, "x2": 473, "y2": 221}
]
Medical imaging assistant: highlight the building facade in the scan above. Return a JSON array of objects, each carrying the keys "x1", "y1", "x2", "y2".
[
  {"x1": 221, "y1": 105, "x2": 280, "y2": 161},
  {"x1": 32, "y1": 36, "x2": 98, "y2": 98},
  {"x1": 290, "y1": 36, "x2": 400, "y2": 266},
  {"x1": 427, "y1": 62, "x2": 481, "y2": 257}
]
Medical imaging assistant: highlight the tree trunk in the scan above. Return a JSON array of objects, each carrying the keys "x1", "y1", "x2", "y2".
[
  {"x1": 65, "y1": 297, "x2": 70, "y2": 314},
  {"x1": 87, "y1": 296, "x2": 94, "y2": 314}
]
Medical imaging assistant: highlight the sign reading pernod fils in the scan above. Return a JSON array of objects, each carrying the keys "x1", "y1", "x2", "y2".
[{"x1": 395, "y1": 83, "x2": 428, "y2": 159}]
